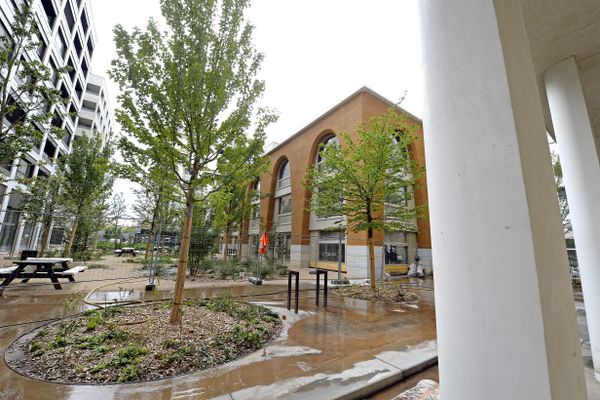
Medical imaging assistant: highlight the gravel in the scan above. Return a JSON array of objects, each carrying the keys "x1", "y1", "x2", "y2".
[{"x1": 334, "y1": 284, "x2": 420, "y2": 303}]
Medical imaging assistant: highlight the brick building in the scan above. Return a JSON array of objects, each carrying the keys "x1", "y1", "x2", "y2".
[{"x1": 239, "y1": 87, "x2": 431, "y2": 278}]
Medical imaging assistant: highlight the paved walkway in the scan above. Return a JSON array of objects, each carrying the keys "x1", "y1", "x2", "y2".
[{"x1": 0, "y1": 279, "x2": 437, "y2": 400}]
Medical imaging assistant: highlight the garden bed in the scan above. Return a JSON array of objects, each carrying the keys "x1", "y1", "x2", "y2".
[
  {"x1": 6, "y1": 298, "x2": 282, "y2": 384},
  {"x1": 334, "y1": 284, "x2": 420, "y2": 304}
]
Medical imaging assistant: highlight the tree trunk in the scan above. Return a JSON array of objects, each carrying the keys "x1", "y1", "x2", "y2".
[
  {"x1": 170, "y1": 190, "x2": 194, "y2": 324},
  {"x1": 63, "y1": 215, "x2": 80, "y2": 257},
  {"x1": 237, "y1": 220, "x2": 244, "y2": 262},
  {"x1": 367, "y1": 227, "x2": 376, "y2": 289},
  {"x1": 144, "y1": 216, "x2": 156, "y2": 262},
  {"x1": 223, "y1": 223, "x2": 231, "y2": 261},
  {"x1": 39, "y1": 219, "x2": 51, "y2": 257}
]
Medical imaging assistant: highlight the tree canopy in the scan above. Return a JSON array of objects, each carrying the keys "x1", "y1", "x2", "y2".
[
  {"x1": 110, "y1": 0, "x2": 277, "y2": 323},
  {"x1": 305, "y1": 108, "x2": 424, "y2": 288}
]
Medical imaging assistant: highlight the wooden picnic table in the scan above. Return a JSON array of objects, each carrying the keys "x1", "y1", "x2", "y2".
[
  {"x1": 115, "y1": 247, "x2": 138, "y2": 257},
  {"x1": 0, "y1": 257, "x2": 83, "y2": 293}
]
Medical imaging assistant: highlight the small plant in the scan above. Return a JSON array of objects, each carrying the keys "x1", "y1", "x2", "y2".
[
  {"x1": 119, "y1": 364, "x2": 139, "y2": 382},
  {"x1": 62, "y1": 292, "x2": 85, "y2": 317},
  {"x1": 86, "y1": 314, "x2": 104, "y2": 331}
]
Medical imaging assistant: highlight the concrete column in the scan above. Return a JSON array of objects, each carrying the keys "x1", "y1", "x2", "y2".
[
  {"x1": 418, "y1": 1, "x2": 586, "y2": 399},
  {"x1": 546, "y1": 56, "x2": 600, "y2": 381}
]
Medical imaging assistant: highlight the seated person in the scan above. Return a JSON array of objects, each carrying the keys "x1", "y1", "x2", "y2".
[{"x1": 408, "y1": 256, "x2": 424, "y2": 277}]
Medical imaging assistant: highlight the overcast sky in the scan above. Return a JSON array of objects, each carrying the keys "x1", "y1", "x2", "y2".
[{"x1": 88, "y1": 0, "x2": 424, "y2": 211}]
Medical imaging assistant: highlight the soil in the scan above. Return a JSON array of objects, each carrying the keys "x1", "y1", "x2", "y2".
[
  {"x1": 6, "y1": 299, "x2": 282, "y2": 384},
  {"x1": 333, "y1": 284, "x2": 420, "y2": 303}
]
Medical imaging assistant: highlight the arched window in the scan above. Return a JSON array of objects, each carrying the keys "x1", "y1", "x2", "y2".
[
  {"x1": 278, "y1": 160, "x2": 290, "y2": 180},
  {"x1": 316, "y1": 134, "x2": 338, "y2": 165},
  {"x1": 277, "y1": 159, "x2": 291, "y2": 189}
]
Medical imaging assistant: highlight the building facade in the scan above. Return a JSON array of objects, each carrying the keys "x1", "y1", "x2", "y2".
[
  {"x1": 0, "y1": 0, "x2": 113, "y2": 253},
  {"x1": 239, "y1": 87, "x2": 431, "y2": 279}
]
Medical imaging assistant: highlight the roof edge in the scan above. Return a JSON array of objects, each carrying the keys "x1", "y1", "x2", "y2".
[{"x1": 266, "y1": 86, "x2": 422, "y2": 155}]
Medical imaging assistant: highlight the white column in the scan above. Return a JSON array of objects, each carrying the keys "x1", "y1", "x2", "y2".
[
  {"x1": 546, "y1": 56, "x2": 600, "y2": 381},
  {"x1": 418, "y1": 1, "x2": 586, "y2": 399}
]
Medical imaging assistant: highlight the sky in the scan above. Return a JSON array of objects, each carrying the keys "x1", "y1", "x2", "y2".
[{"x1": 88, "y1": 0, "x2": 424, "y2": 212}]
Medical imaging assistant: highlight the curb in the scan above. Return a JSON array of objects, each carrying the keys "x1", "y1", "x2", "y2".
[{"x1": 332, "y1": 354, "x2": 438, "y2": 400}]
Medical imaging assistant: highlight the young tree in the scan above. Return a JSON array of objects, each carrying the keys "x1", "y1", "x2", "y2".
[
  {"x1": 0, "y1": 2, "x2": 67, "y2": 160},
  {"x1": 305, "y1": 108, "x2": 423, "y2": 289},
  {"x1": 70, "y1": 200, "x2": 107, "y2": 260},
  {"x1": 107, "y1": 192, "x2": 127, "y2": 248},
  {"x1": 211, "y1": 137, "x2": 269, "y2": 260},
  {"x1": 60, "y1": 136, "x2": 113, "y2": 257},
  {"x1": 16, "y1": 173, "x2": 62, "y2": 254},
  {"x1": 111, "y1": 0, "x2": 277, "y2": 323}
]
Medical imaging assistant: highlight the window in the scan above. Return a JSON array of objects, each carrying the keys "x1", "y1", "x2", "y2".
[
  {"x1": 49, "y1": 57, "x2": 59, "y2": 87},
  {"x1": 0, "y1": 154, "x2": 14, "y2": 173},
  {"x1": 316, "y1": 134, "x2": 338, "y2": 165},
  {"x1": 68, "y1": 103, "x2": 77, "y2": 123},
  {"x1": 59, "y1": 83, "x2": 69, "y2": 100},
  {"x1": 75, "y1": 80, "x2": 83, "y2": 99},
  {"x1": 5, "y1": 96, "x2": 25, "y2": 125},
  {"x1": 36, "y1": 28, "x2": 47, "y2": 58},
  {"x1": 51, "y1": 112, "x2": 63, "y2": 128},
  {"x1": 62, "y1": 127, "x2": 72, "y2": 147},
  {"x1": 384, "y1": 245, "x2": 408, "y2": 265},
  {"x1": 64, "y1": 1, "x2": 75, "y2": 32},
  {"x1": 58, "y1": 29, "x2": 68, "y2": 58},
  {"x1": 80, "y1": 11, "x2": 89, "y2": 34},
  {"x1": 277, "y1": 160, "x2": 291, "y2": 189},
  {"x1": 67, "y1": 57, "x2": 76, "y2": 81},
  {"x1": 86, "y1": 83, "x2": 100, "y2": 95},
  {"x1": 80, "y1": 57, "x2": 89, "y2": 78},
  {"x1": 41, "y1": 0, "x2": 57, "y2": 27},
  {"x1": 278, "y1": 194, "x2": 292, "y2": 215},
  {"x1": 16, "y1": 158, "x2": 34, "y2": 179},
  {"x1": 87, "y1": 37, "x2": 94, "y2": 56},
  {"x1": 43, "y1": 140, "x2": 56, "y2": 161},
  {"x1": 319, "y1": 243, "x2": 345, "y2": 263},
  {"x1": 73, "y1": 33, "x2": 82, "y2": 56}
]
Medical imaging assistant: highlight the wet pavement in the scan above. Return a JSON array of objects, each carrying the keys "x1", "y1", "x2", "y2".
[{"x1": 0, "y1": 278, "x2": 436, "y2": 400}]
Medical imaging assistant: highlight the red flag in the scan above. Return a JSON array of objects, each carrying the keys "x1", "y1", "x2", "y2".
[{"x1": 258, "y1": 232, "x2": 269, "y2": 255}]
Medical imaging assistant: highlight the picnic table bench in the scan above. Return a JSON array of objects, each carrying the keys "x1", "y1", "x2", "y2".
[
  {"x1": 0, "y1": 257, "x2": 86, "y2": 294},
  {"x1": 114, "y1": 247, "x2": 139, "y2": 257}
]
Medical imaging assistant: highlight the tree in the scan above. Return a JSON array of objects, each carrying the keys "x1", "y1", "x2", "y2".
[
  {"x1": 0, "y1": 2, "x2": 68, "y2": 161},
  {"x1": 305, "y1": 108, "x2": 423, "y2": 289},
  {"x1": 70, "y1": 200, "x2": 107, "y2": 260},
  {"x1": 111, "y1": 0, "x2": 277, "y2": 323},
  {"x1": 551, "y1": 151, "x2": 572, "y2": 235},
  {"x1": 211, "y1": 137, "x2": 269, "y2": 260},
  {"x1": 16, "y1": 173, "x2": 62, "y2": 255},
  {"x1": 107, "y1": 192, "x2": 127, "y2": 248},
  {"x1": 60, "y1": 136, "x2": 113, "y2": 257}
]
